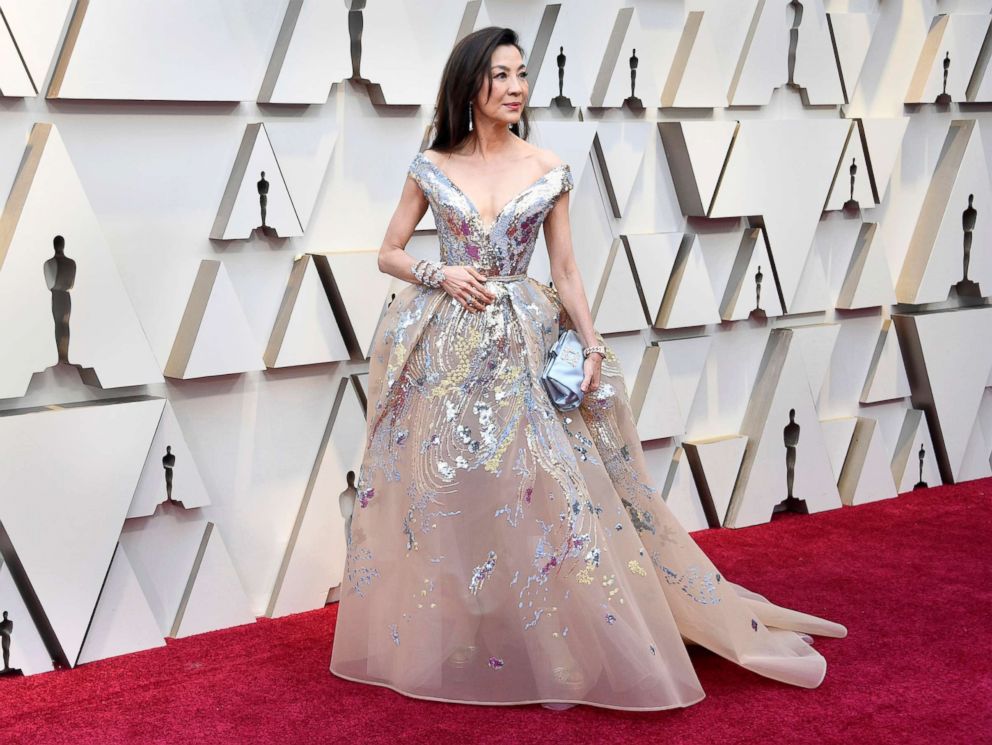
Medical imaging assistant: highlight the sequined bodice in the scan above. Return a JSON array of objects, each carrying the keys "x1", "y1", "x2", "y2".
[{"x1": 408, "y1": 151, "x2": 574, "y2": 276}]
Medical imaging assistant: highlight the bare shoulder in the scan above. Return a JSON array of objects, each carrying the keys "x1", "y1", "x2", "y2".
[
  {"x1": 524, "y1": 144, "x2": 565, "y2": 171},
  {"x1": 421, "y1": 148, "x2": 444, "y2": 167}
]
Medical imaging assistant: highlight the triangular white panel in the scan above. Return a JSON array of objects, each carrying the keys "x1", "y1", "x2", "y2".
[
  {"x1": 683, "y1": 435, "x2": 747, "y2": 527},
  {"x1": 893, "y1": 306, "x2": 992, "y2": 482},
  {"x1": 663, "y1": 448, "x2": 708, "y2": 533},
  {"x1": 594, "y1": 122, "x2": 651, "y2": 217},
  {"x1": 0, "y1": 0, "x2": 73, "y2": 90},
  {"x1": 47, "y1": 1, "x2": 282, "y2": 101},
  {"x1": 825, "y1": 124, "x2": 875, "y2": 211},
  {"x1": 129, "y1": 402, "x2": 211, "y2": 518},
  {"x1": 891, "y1": 408, "x2": 941, "y2": 492},
  {"x1": 816, "y1": 214, "x2": 862, "y2": 306},
  {"x1": 172, "y1": 523, "x2": 254, "y2": 638},
  {"x1": 265, "y1": 255, "x2": 348, "y2": 368},
  {"x1": 314, "y1": 251, "x2": 395, "y2": 359},
  {"x1": 837, "y1": 222, "x2": 896, "y2": 310},
  {"x1": 710, "y1": 119, "x2": 850, "y2": 310},
  {"x1": 355, "y1": 0, "x2": 468, "y2": 106},
  {"x1": 626, "y1": 232, "x2": 682, "y2": 321},
  {"x1": 529, "y1": 121, "x2": 599, "y2": 190},
  {"x1": 267, "y1": 378, "x2": 363, "y2": 618},
  {"x1": 466, "y1": 0, "x2": 495, "y2": 32},
  {"x1": 958, "y1": 406, "x2": 991, "y2": 482},
  {"x1": 76, "y1": 543, "x2": 165, "y2": 665},
  {"x1": 659, "y1": 121, "x2": 737, "y2": 217},
  {"x1": 789, "y1": 245, "x2": 831, "y2": 316},
  {"x1": 592, "y1": 239, "x2": 648, "y2": 334},
  {"x1": 0, "y1": 560, "x2": 54, "y2": 675},
  {"x1": 590, "y1": 6, "x2": 659, "y2": 108},
  {"x1": 661, "y1": 335, "x2": 713, "y2": 429},
  {"x1": 693, "y1": 221, "x2": 751, "y2": 305},
  {"x1": 525, "y1": 1, "x2": 610, "y2": 109},
  {"x1": 0, "y1": 15, "x2": 33, "y2": 95},
  {"x1": 976, "y1": 389, "x2": 992, "y2": 476},
  {"x1": 165, "y1": 260, "x2": 265, "y2": 379},
  {"x1": 630, "y1": 344, "x2": 683, "y2": 442},
  {"x1": 828, "y1": 12, "x2": 877, "y2": 103},
  {"x1": 119, "y1": 511, "x2": 209, "y2": 637},
  {"x1": 257, "y1": 0, "x2": 352, "y2": 104},
  {"x1": 821, "y1": 417, "x2": 857, "y2": 482},
  {"x1": 792, "y1": 0, "x2": 844, "y2": 104},
  {"x1": 970, "y1": 26, "x2": 992, "y2": 102},
  {"x1": 906, "y1": 14, "x2": 990, "y2": 103},
  {"x1": 860, "y1": 118, "x2": 909, "y2": 204},
  {"x1": 264, "y1": 121, "x2": 338, "y2": 231},
  {"x1": 837, "y1": 417, "x2": 898, "y2": 506},
  {"x1": 861, "y1": 319, "x2": 911, "y2": 404},
  {"x1": 662, "y1": 11, "x2": 726, "y2": 108},
  {"x1": 729, "y1": 0, "x2": 789, "y2": 106},
  {"x1": 721, "y1": 227, "x2": 783, "y2": 321},
  {"x1": 211, "y1": 123, "x2": 303, "y2": 240},
  {"x1": 898, "y1": 120, "x2": 992, "y2": 304},
  {"x1": 727, "y1": 329, "x2": 843, "y2": 528},
  {"x1": 790, "y1": 322, "x2": 841, "y2": 404},
  {"x1": 0, "y1": 398, "x2": 164, "y2": 667},
  {"x1": 656, "y1": 235, "x2": 721, "y2": 329},
  {"x1": 0, "y1": 123, "x2": 162, "y2": 398}
]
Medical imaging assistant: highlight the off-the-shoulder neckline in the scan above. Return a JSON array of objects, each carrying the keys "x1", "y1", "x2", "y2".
[{"x1": 414, "y1": 151, "x2": 570, "y2": 236}]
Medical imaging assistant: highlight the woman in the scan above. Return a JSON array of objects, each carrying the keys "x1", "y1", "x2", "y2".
[{"x1": 329, "y1": 26, "x2": 846, "y2": 710}]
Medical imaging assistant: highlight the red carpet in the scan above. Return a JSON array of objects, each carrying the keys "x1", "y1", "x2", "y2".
[{"x1": 2, "y1": 481, "x2": 990, "y2": 745}]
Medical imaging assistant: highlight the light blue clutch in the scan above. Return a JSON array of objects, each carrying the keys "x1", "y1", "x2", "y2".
[{"x1": 540, "y1": 329, "x2": 585, "y2": 411}]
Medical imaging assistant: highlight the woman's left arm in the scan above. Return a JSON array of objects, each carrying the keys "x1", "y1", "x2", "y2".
[{"x1": 543, "y1": 187, "x2": 604, "y2": 392}]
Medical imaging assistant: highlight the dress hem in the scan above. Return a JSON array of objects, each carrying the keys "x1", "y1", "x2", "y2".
[{"x1": 329, "y1": 664, "x2": 708, "y2": 711}]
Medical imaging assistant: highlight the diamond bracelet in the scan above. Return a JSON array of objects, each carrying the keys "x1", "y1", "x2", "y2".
[{"x1": 412, "y1": 259, "x2": 446, "y2": 288}]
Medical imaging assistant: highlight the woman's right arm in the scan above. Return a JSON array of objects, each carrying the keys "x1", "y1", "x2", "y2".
[
  {"x1": 377, "y1": 174, "x2": 432, "y2": 284},
  {"x1": 377, "y1": 173, "x2": 496, "y2": 313}
]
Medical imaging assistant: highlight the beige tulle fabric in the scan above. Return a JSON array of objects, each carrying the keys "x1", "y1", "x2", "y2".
[{"x1": 329, "y1": 152, "x2": 846, "y2": 709}]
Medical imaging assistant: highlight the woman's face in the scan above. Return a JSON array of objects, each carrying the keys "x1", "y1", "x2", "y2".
[{"x1": 474, "y1": 43, "x2": 527, "y2": 128}]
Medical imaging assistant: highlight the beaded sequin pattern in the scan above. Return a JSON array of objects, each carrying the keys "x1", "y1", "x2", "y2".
[{"x1": 328, "y1": 150, "x2": 848, "y2": 710}]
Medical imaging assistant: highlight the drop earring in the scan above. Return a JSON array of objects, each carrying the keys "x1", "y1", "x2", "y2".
[{"x1": 468, "y1": 101, "x2": 473, "y2": 132}]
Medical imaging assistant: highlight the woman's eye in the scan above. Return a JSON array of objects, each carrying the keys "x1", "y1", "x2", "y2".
[{"x1": 520, "y1": 72, "x2": 528, "y2": 78}]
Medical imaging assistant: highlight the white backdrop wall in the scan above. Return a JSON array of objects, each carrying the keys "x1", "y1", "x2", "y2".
[{"x1": 1, "y1": 0, "x2": 990, "y2": 675}]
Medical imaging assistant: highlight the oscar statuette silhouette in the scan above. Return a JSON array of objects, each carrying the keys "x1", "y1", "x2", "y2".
[
  {"x1": 936, "y1": 51, "x2": 952, "y2": 105},
  {"x1": 954, "y1": 194, "x2": 981, "y2": 297},
  {"x1": 914, "y1": 442, "x2": 929, "y2": 490},
  {"x1": 776, "y1": 409, "x2": 809, "y2": 515},
  {"x1": 43, "y1": 235, "x2": 76, "y2": 365},
  {"x1": 843, "y1": 158, "x2": 860, "y2": 213},
  {"x1": 0, "y1": 611, "x2": 23, "y2": 677},
  {"x1": 551, "y1": 46, "x2": 573, "y2": 109},
  {"x1": 622, "y1": 48, "x2": 643, "y2": 110}
]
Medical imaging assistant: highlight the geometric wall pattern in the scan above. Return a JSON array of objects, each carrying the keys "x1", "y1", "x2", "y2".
[{"x1": 4, "y1": 0, "x2": 992, "y2": 676}]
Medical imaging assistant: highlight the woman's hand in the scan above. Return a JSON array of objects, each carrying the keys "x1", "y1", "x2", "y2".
[
  {"x1": 440, "y1": 265, "x2": 497, "y2": 313},
  {"x1": 581, "y1": 352, "x2": 604, "y2": 393}
]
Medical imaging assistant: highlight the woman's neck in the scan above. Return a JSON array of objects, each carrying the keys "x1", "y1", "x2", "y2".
[{"x1": 460, "y1": 125, "x2": 517, "y2": 161}]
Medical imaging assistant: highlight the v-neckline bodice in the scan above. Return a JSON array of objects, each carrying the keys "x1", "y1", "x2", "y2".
[{"x1": 415, "y1": 151, "x2": 568, "y2": 237}]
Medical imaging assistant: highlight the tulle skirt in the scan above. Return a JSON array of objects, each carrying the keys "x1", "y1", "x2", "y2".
[{"x1": 330, "y1": 276, "x2": 846, "y2": 709}]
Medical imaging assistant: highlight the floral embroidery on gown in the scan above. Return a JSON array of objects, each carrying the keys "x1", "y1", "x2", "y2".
[{"x1": 329, "y1": 151, "x2": 847, "y2": 710}]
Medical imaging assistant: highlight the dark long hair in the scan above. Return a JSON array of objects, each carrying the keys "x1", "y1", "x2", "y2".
[{"x1": 427, "y1": 27, "x2": 531, "y2": 153}]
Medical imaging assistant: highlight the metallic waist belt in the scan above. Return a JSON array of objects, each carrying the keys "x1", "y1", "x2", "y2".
[{"x1": 483, "y1": 273, "x2": 528, "y2": 282}]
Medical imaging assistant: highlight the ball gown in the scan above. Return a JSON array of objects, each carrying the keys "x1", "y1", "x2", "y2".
[{"x1": 329, "y1": 151, "x2": 847, "y2": 710}]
